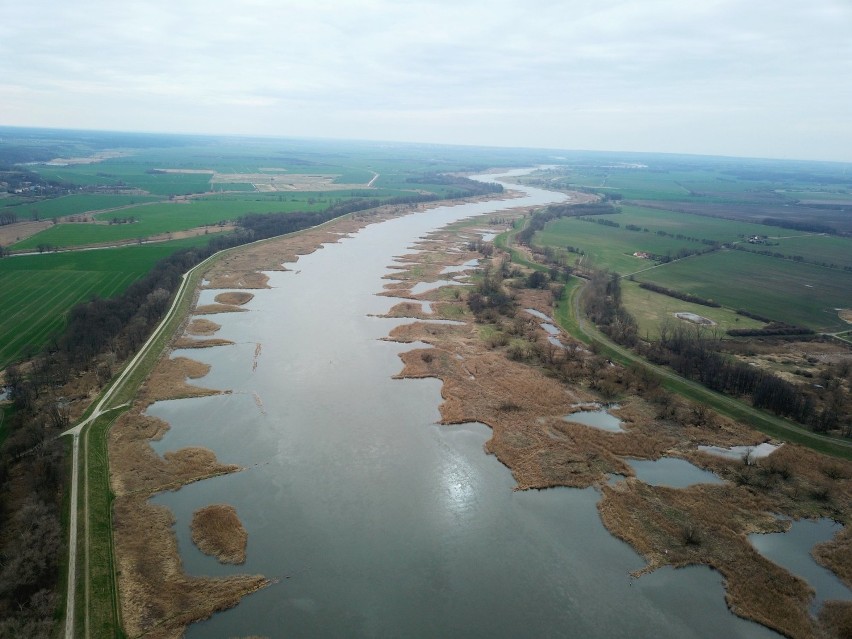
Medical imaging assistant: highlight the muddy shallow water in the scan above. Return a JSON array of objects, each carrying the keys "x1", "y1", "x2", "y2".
[{"x1": 149, "y1": 173, "x2": 780, "y2": 638}]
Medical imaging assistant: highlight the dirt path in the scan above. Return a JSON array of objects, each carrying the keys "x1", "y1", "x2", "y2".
[{"x1": 0, "y1": 219, "x2": 52, "y2": 245}]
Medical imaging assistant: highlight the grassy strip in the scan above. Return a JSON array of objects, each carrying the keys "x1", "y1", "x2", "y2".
[
  {"x1": 83, "y1": 411, "x2": 127, "y2": 639},
  {"x1": 84, "y1": 413, "x2": 124, "y2": 637}
]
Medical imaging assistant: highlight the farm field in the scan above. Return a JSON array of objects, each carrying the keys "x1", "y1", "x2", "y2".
[
  {"x1": 621, "y1": 279, "x2": 765, "y2": 339},
  {"x1": 734, "y1": 233, "x2": 852, "y2": 270},
  {"x1": 525, "y1": 159, "x2": 852, "y2": 336},
  {"x1": 635, "y1": 250, "x2": 852, "y2": 332},
  {"x1": 0, "y1": 236, "x2": 212, "y2": 367},
  {"x1": 12, "y1": 198, "x2": 324, "y2": 249},
  {"x1": 534, "y1": 216, "x2": 697, "y2": 273},
  {"x1": 1, "y1": 193, "x2": 162, "y2": 219},
  {"x1": 531, "y1": 204, "x2": 808, "y2": 276},
  {"x1": 612, "y1": 205, "x2": 804, "y2": 242}
]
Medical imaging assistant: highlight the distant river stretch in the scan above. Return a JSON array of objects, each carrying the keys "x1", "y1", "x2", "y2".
[{"x1": 149, "y1": 171, "x2": 780, "y2": 638}]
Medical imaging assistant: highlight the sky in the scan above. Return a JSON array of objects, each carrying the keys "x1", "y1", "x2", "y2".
[{"x1": 2, "y1": 0, "x2": 851, "y2": 162}]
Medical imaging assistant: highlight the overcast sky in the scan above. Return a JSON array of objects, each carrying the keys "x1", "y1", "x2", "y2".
[{"x1": 2, "y1": 0, "x2": 851, "y2": 161}]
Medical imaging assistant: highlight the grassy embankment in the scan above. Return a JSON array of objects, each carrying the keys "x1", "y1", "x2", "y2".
[{"x1": 75, "y1": 238, "x2": 234, "y2": 637}]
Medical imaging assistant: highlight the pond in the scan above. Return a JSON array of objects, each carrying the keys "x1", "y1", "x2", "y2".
[
  {"x1": 626, "y1": 458, "x2": 726, "y2": 488},
  {"x1": 749, "y1": 518, "x2": 852, "y2": 612},
  {"x1": 564, "y1": 405, "x2": 624, "y2": 433}
]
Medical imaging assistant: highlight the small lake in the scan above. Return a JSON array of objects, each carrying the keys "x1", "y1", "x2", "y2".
[
  {"x1": 627, "y1": 458, "x2": 726, "y2": 488},
  {"x1": 409, "y1": 279, "x2": 469, "y2": 296},
  {"x1": 749, "y1": 518, "x2": 852, "y2": 612},
  {"x1": 564, "y1": 406, "x2": 624, "y2": 433},
  {"x1": 441, "y1": 259, "x2": 479, "y2": 275},
  {"x1": 149, "y1": 172, "x2": 779, "y2": 638}
]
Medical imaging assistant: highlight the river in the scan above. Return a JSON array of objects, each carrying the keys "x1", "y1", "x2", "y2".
[{"x1": 148, "y1": 172, "x2": 780, "y2": 638}]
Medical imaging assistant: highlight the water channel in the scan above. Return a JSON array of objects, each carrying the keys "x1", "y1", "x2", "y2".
[{"x1": 149, "y1": 172, "x2": 780, "y2": 637}]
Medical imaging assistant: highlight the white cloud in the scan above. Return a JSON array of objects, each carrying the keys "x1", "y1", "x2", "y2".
[{"x1": 2, "y1": 0, "x2": 851, "y2": 160}]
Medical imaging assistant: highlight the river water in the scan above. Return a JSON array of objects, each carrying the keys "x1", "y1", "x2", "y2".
[{"x1": 149, "y1": 173, "x2": 779, "y2": 638}]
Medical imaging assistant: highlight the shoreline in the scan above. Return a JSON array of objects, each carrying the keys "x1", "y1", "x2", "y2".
[
  {"x1": 378, "y1": 216, "x2": 852, "y2": 639},
  {"x1": 107, "y1": 190, "x2": 521, "y2": 637}
]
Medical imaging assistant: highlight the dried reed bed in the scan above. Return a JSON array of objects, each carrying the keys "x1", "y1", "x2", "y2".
[
  {"x1": 815, "y1": 526, "x2": 852, "y2": 588},
  {"x1": 819, "y1": 602, "x2": 852, "y2": 639},
  {"x1": 383, "y1": 218, "x2": 852, "y2": 638},
  {"x1": 191, "y1": 504, "x2": 248, "y2": 564},
  {"x1": 112, "y1": 495, "x2": 267, "y2": 639},
  {"x1": 187, "y1": 318, "x2": 221, "y2": 335},
  {"x1": 195, "y1": 303, "x2": 249, "y2": 315},
  {"x1": 215, "y1": 291, "x2": 255, "y2": 305},
  {"x1": 598, "y1": 480, "x2": 816, "y2": 638},
  {"x1": 109, "y1": 350, "x2": 267, "y2": 636},
  {"x1": 173, "y1": 337, "x2": 235, "y2": 349},
  {"x1": 205, "y1": 271, "x2": 271, "y2": 290},
  {"x1": 383, "y1": 301, "x2": 433, "y2": 319},
  {"x1": 138, "y1": 356, "x2": 221, "y2": 403}
]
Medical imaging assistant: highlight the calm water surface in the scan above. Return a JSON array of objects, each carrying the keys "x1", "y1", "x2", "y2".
[
  {"x1": 749, "y1": 519, "x2": 852, "y2": 612},
  {"x1": 150, "y1": 173, "x2": 779, "y2": 638}
]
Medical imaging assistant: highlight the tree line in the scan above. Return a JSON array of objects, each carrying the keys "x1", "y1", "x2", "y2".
[
  {"x1": 405, "y1": 173, "x2": 504, "y2": 198},
  {"x1": 516, "y1": 202, "x2": 619, "y2": 245}
]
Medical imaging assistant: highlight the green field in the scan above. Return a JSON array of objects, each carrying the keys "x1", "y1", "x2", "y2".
[
  {"x1": 532, "y1": 204, "x2": 802, "y2": 275},
  {"x1": 0, "y1": 236, "x2": 213, "y2": 367},
  {"x1": 735, "y1": 233, "x2": 852, "y2": 270},
  {"x1": 530, "y1": 189, "x2": 852, "y2": 334},
  {"x1": 32, "y1": 161, "x2": 215, "y2": 195},
  {"x1": 535, "y1": 216, "x2": 698, "y2": 273},
  {"x1": 12, "y1": 198, "x2": 327, "y2": 249},
  {"x1": 612, "y1": 205, "x2": 799, "y2": 242},
  {"x1": 1, "y1": 193, "x2": 162, "y2": 220},
  {"x1": 635, "y1": 250, "x2": 852, "y2": 332},
  {"x1": 622, "y1": 279, "x2": 765, "y2": 339}
]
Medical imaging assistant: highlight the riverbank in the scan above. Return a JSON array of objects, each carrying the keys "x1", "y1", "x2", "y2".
[
  {"x1": 107, "y1": 190, "x2": 522, "y2": 637},
  {"x1": 380, "y1": 216, "x2": 852, "y2": 639}
]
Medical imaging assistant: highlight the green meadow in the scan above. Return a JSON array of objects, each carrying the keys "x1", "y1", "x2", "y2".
[
  {"x1": 736, "y1": 233, "x2": 852, "y2": 270},
  {"x1": 621, "y1": 279, "x2": 765, "y2": 339},
  {"x1": 635, "y1": 250, "x2": 851, "y2": 332},
  {"x1": 2, "y1": 193, "x2": 162, "y2": 220},
  {"x1": 12, "y1": 198, "x2": 325, "y2": 249}
]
